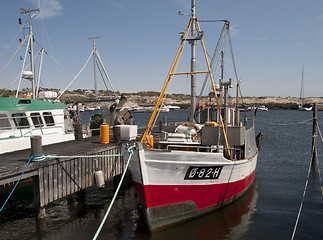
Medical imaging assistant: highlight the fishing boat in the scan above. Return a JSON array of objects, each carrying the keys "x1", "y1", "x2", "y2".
[
  {"x1": 124, "y1": 1, "x2": 260, "y2": 232},
  {"x1": 0, "y1": 8, "x2": 75, "y2": 154},
  {"x1": 298, "y1": 66, "x2": 312, "y2": 111}
]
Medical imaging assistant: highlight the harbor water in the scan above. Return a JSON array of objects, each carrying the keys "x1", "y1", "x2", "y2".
[{"x1": 0, "y1": 109, "x2": 323, "y2": 239}]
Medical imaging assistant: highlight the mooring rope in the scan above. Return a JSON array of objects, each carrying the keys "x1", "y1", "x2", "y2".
[
  {"x1": 291, "y1": 133, "x2": 316, "y2": 240},
  {"x1": 45, "y1": 154, "x2": 123, "y2": 159},
  {"x1": 0, "y1": 152, "x2": 124, "y2": 213},
  {"x1": 314, "y1": 123, "x2": 323, "y2": 196},
  {"x1": 28, "y1": 154, "x2": 124, "y2": 162},
  {"x1": 256, "y1": 118, "x2": 314, "y2": 126},
  {"x1": 0, "y1": 155, "x2": 35, "y2": 213},
  {"x1": 92, "y1": 144, "x2": 136, "y2": 240}
]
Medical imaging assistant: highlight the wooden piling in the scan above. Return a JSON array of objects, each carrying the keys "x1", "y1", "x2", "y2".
[{"x1": 33, "y1": 175, "x2": 46, "y2": 219}]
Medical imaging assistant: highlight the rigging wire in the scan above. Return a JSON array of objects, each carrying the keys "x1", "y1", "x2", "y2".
[
  {"x1": 95, "y1": 50, "x2": 118, "y2": 98},
  {"x1": 56, "y1": 50, "x2": 94, "y2": 100},
  {"x1": 0, "y1": 27, "x2": 24, "y2": 61},
  {"x1": 227, "y1": 29, "x2": 246, "y2": 106},
  {"x1": 0, "y1": 35, "x2": 29, "y2": 76},
  {"x1": 95, "y1": 58, "x2": 110, "y2": 91}
]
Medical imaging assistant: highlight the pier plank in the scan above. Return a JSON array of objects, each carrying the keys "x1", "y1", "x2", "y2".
[{"x1": 0, "y1": 136, "x2": 123, "y2": 209}]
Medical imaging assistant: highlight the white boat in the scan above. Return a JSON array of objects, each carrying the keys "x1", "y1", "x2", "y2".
[
  {"x1": 298, "y1": 103, "x2": 312, "y2": 111},
  {"x1": 257, "y1": 105, "x2": 269, "y2": 111},
  {"x1": 0, "y1": 8, "x2": 75, "y2": 154},
  {"x1": 124, "y1": 1, "x2": 260, "y2": 232},
  {"x1": 162, "y1": 104, "x2": 180, "y2": 111}
]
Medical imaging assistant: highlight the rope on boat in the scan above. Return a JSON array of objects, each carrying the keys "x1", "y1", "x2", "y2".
[
  {"x1": 0, "y1": 155, "x2": 33, "y2": 213},
  {"x1": 92, "y1": 144, "x2": 135, "y2": 240},
  {"x1": 290, "y1": 132, "x2": 316, "y2": 240}
]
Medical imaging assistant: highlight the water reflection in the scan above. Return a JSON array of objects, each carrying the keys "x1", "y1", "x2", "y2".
[{"x1": 134, "y1": 181, "x2": 259, "y2": 240}]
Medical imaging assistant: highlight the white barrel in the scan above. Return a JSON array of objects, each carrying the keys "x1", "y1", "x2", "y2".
[{"x1": 94, "y1": 170, "x2": 105, "y2": 189}]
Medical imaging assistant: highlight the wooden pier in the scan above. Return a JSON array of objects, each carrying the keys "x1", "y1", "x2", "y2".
[{"x1": 0, "y1": 135, "x2": 125, "y2": 218}]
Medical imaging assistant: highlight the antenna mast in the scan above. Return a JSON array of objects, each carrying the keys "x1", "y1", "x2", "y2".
[
  {"x1": 20, "y1": 7, "x2": 39, "y2": 99},
  {"x1": 189, "y1": 0, "x2": 197, "y2": 123}
]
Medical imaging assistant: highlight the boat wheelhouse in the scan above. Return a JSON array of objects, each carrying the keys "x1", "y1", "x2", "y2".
[{"x1": 0, "y1": 97, "x2": 74, "y2": 154}]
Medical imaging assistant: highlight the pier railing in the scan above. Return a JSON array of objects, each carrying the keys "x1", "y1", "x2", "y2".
[{"x1": 33, "y1": 146, "x2": 123, "y2": 208}]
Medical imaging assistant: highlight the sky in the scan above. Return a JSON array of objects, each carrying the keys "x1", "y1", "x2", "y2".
[{"x1": 0, "y1": 0, "x2": 323, "y2": 97}]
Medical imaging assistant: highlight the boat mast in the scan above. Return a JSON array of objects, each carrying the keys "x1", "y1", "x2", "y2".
[
  {"x1": 89, "y1": 36, "x2": 100, "y2": 100},
  {"x1": 20, "y1": 8, "x2": 39, "y2": 99},
  {"x1": 189, "y1": 0, "x2": 197, "y2": 123}
]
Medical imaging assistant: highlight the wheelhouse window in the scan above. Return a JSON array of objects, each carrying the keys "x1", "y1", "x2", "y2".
[
  {"x1": 43, "y1": 112, "x2": 55, "y2": 126},
  {"x1": 31, "y1": 112, "x2": 44, "y2": 128},
  {"x1": 0, "y1": 114, "x2": 11, "y2": 130},
  {"x1": 12, "y1": 113, "x2": 30, "y2": 129}
]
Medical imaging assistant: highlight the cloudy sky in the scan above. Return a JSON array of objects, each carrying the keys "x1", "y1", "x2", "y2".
[{"x1": 0, "y1": 0, "x2": 323, "y2": 97}]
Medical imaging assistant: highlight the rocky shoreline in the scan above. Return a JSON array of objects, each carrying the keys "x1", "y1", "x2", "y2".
[{"x1": 61, "y1": 93, "x2": 323, "y2": 110}]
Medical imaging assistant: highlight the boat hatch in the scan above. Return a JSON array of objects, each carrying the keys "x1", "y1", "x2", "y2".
[{"x1": 18, "y1": 99, "x2": 32, "y2": 104}]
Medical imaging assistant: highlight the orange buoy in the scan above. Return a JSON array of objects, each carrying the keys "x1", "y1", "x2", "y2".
[
  {"x1": 100, "y1": 121, "x2": 109, "y2": 144},
  {"x1": 147, "y1": 135, "x2": 154, "y2": 149}
]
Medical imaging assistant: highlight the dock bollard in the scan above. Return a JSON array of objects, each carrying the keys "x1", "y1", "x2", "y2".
[
  {"x1": 74, "y1": 122, "x2": 83, "y2": 140},
  {"x1": 100, "y1": 121, "x2": 109, "y2": 144},
  {"x1": 30, "y1": 136, "x2": 45, "y2": 161}
]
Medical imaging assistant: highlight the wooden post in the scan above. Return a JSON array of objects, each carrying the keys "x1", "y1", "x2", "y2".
[
  {"x1": 312, "y1": 103, "x2": 317, "y2": 165},
  {"x1": 33, "y1": 175, "x2": 46, "y2": 219}
]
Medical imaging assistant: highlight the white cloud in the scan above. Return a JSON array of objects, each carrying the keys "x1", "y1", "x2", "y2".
[
  {"x1": 256, "y1": 37, "x2": 267, "y2": 41},
  {"x1": 229, "y1": 24, "x2": 240, "y2": 37},
  {"x1": 28, "y1": 0, "x2": 63, "y2": 19},
  {"x1": 111, "y1": 1, "x2": 128, "y2": 14}
]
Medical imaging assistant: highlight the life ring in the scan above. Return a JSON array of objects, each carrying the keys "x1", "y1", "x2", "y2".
[{"x1": 192, "y1": 133, "x2": 198, "y2": 141}]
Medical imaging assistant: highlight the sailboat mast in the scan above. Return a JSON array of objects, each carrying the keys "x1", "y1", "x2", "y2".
[
  {"x1": 189, "y1": 0, "x2": 196, "y2": 123},
  {"x1": 300, "y1": 65, "x2": 304, "y2": 105}
]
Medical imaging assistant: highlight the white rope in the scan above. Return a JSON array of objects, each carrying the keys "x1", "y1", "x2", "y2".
[
  {"x1": 315, "y1": 123, "x2": 323, "y2": 196},
  {"x1": 95, "y1": 50, "x2": 117, "y2": 97},
  {"x1": 92, "y1": 144, "x2": 135, "y2": 240},
  {"x1": 56, "y1": 50, "x2": 94, "y2": 100},
  {"x1": 0, "y1": 34, "x2": 29, "y2": 76},
  {"x1": 291, "y1": 133, "x2": 316, "y2": 240}
]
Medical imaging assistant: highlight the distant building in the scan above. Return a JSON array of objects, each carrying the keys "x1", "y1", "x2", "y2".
[{"x1": 38, "y1": 91, "x2": 58, "y2": 100}]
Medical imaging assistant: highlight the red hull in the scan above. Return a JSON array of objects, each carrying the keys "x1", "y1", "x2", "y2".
[{"x1": 134, "y1": 169, "x2": 256, "y2": 210}]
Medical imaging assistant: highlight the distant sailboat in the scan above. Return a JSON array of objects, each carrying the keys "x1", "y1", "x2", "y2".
[{"x1": 298, "y1": 66, "x2": 312, "y2": 111}]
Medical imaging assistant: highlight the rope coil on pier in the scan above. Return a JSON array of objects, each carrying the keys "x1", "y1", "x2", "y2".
[{"x1": 30, "y1": 154, "x2": 45, "y2": 162}]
